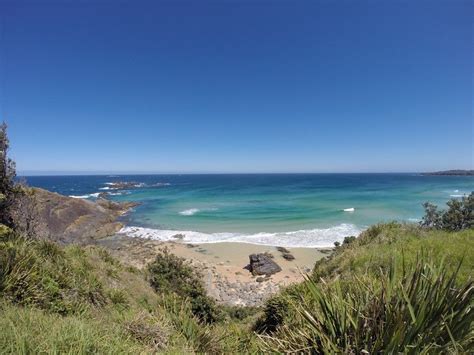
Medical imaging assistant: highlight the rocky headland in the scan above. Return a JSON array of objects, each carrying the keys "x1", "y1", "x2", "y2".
[
  {"x1": 422, "y1": 170, "x2": 474, "y2": 176},
  {"x1": 33, "y1": 188, "x2": 138, "y2": 244}
]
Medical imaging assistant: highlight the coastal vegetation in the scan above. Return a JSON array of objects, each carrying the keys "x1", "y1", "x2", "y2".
[
  {"x1": 0, "y1": 124, "x2": 473, "y2": 353},
  {"x1": 421, "y1": 193, "x2": 473, "y2": 231},
  {"x1": 254, "y1": 223, "x2": 474, "y2": 353}
]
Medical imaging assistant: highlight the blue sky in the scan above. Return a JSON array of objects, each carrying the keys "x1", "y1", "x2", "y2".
[{"x1": 1, "y1": 0, "x2": 472, "y2": 174}]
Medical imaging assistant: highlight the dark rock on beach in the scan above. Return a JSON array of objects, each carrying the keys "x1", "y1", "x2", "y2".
[
  {"x1": 276, "y1": 246, "x2": 295, "y2": 260},
  {"x1": 282, "y1": 253, "x2": 295, "y2": 261},
  {"x1": 247, "y1": 253, "x2": 282, "y2": 276},
  {"x1": 276, "y1": 246, "x2": 290, "y2": 254}
]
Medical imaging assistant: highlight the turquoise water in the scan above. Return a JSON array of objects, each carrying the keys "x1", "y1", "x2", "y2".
[{"x1": 26, "y1": 174, "x2": 473, "y2": 247}]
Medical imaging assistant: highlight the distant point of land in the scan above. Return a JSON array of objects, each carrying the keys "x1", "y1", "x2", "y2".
[{"x1": 422, "y1": 170, "x2": 474, "y2": 176}]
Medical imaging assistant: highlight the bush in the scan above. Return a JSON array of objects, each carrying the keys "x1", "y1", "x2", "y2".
[
  {"x1": 421, "y1": 192, "x2": 473, "y2": 231},
  {"x1": 146, "y1": 248, "x2": 221, "y2": 324},
  {"x1": 342, "y1": 235, "x2": 356, "y2": 245},
  {"x1": 253, "y1": 292, "x2": 290, "y2": 333},
  {"x1": 260, "y1": 257, "x2": 473, "y2": 353}
]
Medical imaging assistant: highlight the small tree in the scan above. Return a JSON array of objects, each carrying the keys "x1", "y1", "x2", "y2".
[
  {"x1": 0, "y1": 122, "x2": 17, "y2": 227},
  {"x1": 420, "y1": 193, "x2": 474, "y2": 231},
  {"x1": 0, "y1": 123, "x2": 42, "y2": 237},
  {"x1": 420, "y1": 202, "x2": 442, "y2": 229},
  {"x1": 442, "y1": 193, "x2": 474, "y2": 231}
]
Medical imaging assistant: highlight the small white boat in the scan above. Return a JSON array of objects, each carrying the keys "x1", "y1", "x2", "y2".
[{"x1": 343, "y1": 208, "x2": 355, "y2": 212}]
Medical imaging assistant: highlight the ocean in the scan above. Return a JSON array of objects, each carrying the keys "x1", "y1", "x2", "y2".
[{"x1": 24, "y1": 174, "x2": 473, "y2": 247}]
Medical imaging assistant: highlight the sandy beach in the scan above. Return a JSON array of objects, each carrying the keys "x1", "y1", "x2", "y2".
[{"x1": 98, "y1": 233, "x2": 332, "y2": 306}]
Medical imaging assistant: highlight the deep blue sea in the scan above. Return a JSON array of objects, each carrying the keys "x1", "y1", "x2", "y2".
[{"x1": 24, "y1": 174, "x2": 473, "y2": 247}]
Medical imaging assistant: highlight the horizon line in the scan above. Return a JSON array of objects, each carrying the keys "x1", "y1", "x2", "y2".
[{"x1": 18, "y1": 171, "x2": 437, "y2": 177}]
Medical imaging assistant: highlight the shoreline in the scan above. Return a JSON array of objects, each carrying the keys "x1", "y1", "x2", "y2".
[
  {"x1": 118, "y1": 223, "x2": 361, "y2": 248},
  {"x1": 97, "y1": 233, "x2": 333, "y2": 306}
]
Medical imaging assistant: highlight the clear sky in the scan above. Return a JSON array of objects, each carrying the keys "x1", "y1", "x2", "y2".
[{"x1": 1, "y1": 0, "x2": 472, "y2": 174}]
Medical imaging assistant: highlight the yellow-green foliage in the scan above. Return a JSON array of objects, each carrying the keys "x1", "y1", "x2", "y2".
[
  {"x1": 0, "y1": 302, "x2": 152, "y2": 354},
  {"x1": 313, "y1": 222, "x2": 474, "y2": 285},
  {"x1": 3, "y1": 223, "x2": 471, "y2": 353},
  {"x1": 260, "y1": 258, "x2": 473, "y2": 353},
  {"x1": 255, "y1": 223, "x2": 474, "y2": 353},
  {"x1": 0, "y1": 232, "x2": 258, "y2": 353}
]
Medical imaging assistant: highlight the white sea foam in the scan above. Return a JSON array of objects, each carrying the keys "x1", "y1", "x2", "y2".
[
  {"x1": 69, "y1": 193, "x2": 100, "y2": 199},
  {"x1": 179, "y1": 208, "x2": 200, "y2": 216},
  {"x1": 343, "y1": 208, "x2": 355, "y2": 212},
  {"x1": 118, "y1": 223, "x2": 363, "y2": 248},
  {"x1": 450, "y1": 194, "x2": 466, "y2": 198},
  {"x1": 104, "y1": 182, "x2": 170, "y2": 188},
  {"x1": 108, "y1": 192, "x2": 127, "y2": 196}
]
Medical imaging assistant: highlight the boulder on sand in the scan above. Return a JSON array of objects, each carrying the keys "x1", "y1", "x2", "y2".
[{"x1": 246, "y1": 253, "x2": 282, "y2": 276}]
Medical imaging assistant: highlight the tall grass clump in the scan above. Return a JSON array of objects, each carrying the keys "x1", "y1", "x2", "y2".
[
  {"x1": 0, "y1": 233, "x2": 107, "y2": 314},
  {"x1": 260, "y1": 257, "x2": 473, "y2": 353}
]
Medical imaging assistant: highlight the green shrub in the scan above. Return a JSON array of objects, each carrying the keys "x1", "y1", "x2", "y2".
[
  {"x1": 342, "y1": 235, "x2": 356, "y2": 245},
  {"x1": 222, "y1": 304, "x2": 260, "y2": 321},
  {"x1": 421, "y1": 192, "x2": 473, "y2": 231},
  {"x1": 253, "y1": 293, "x2": 290, "y2": 333},
  {"x1": 147, "y1": 248, "x2": 221, "y2": 324},
  {"x1": 261, "y1": 257, "x2": 473, "y2": 353}
]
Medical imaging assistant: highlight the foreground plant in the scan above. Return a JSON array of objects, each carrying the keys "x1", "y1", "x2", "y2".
[{"x1": 260, "y1": 257, "x2": 473, "y2": 353}]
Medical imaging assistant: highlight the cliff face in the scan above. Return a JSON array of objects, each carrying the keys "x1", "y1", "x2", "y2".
[{"x1": 33, "y1": 188, "x2": 137, "y2": 244}]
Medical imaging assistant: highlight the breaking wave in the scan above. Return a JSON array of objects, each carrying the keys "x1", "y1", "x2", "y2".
[
  {"x1": 179, "y1": 208, "x2": 200, "y2": 216},
  {"x1": 118, "y1": 223, "x2": 362, "y2": 248},
  {"x1": 69, "y1": 193, "x2": 100, "y2": 199}
]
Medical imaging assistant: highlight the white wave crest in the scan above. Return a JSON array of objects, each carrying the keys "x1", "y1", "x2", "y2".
[
  {"x1": 343, "y1": 207, "x2": 355, "y2": 212},
  {"x1": 179, "y1": 208, "x2": 200, "y2": 216},
  {"x1": 69, "y1": 193, "x2": 100, "y2": 199},
  {"x1": 450, "y1": 194, "x2": 466, "y2": 198},
  {"x1": 99, "y1": 187, "x2": 112, "y2": 190},
  {"x1": 118, "y1": 223, "x2": 362, "y2": 248}
]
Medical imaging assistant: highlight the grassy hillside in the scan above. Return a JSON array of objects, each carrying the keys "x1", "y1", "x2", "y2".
[
  {"x1": 1, "y1": 223, "x2": 472, "y2": 353},
  {"x1": 255, "y1": 223, "x2": 474, "y2": 353},
  {"x1": 312, "y1": 222, "x2": 474, "y2": 285},
  {"x1": 0, "y1": 227, "x2": 258, "y2": 353}
]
